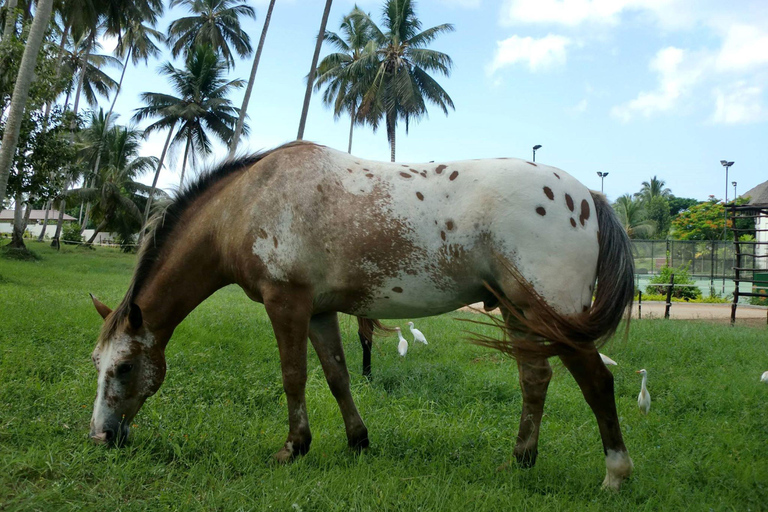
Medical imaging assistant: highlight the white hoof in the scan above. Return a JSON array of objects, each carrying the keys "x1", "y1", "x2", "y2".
[{"x1": 601, "y1": 449, "x2": 633, "y2": 491}]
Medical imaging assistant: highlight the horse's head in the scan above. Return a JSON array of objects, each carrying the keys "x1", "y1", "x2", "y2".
[{"x1": 89, "y1": 294, "x2": 166, "y2": 446}]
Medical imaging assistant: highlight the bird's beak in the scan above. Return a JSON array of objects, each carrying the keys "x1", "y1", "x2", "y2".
[{"x1": 635, "y1": 370, "x2": 642, "y2": 374}]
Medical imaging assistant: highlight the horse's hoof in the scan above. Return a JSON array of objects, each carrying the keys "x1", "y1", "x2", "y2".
[
  {"x1": 602, "y1": 450, "x2": 633, "y2": 490},
  {"x1": 348, "y1": 434, "x2": 369, "y2": 452},
  {"x1": 513, "y1": 448, "x2": 538, "y2": 468},
  {"x1": 272, "y1": 440, "x2": 309, "y2": 463},
  {"x1": 272, "y1": 446, "x2": 295, "y2": 464}
]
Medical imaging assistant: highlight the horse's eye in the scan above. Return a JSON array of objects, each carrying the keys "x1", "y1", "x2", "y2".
[{"x1": 116, "y1": 363, "x2": 134, "y2": 376}]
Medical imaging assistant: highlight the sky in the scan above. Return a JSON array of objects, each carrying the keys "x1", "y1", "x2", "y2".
[{"x1": 101, "y1": 0, "x2": 768, "y2": 203}]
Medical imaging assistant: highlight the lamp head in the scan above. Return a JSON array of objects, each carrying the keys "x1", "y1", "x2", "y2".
[{"x1": 533, "y1": 145, "x2": 542, "y2": 150}]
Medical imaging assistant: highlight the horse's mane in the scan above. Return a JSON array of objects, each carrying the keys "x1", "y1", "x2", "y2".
[{"x1": 100, "y1": 140, "x2": 314, "y2": 342}]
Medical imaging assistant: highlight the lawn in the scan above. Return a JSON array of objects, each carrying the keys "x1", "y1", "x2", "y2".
[{"x1": 1, "y1": 242, "x2": 767, "y2": 511}]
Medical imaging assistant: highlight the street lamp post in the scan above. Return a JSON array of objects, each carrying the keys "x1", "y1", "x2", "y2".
[
  {"x1": 532, "y1": 145, "x2": 542, "y2": 162},
  {"x1": 732, "y1": 181, "x2": 737, "y2": 200},
  {"x1": 596, "y1": 171, "x2": 609, "y2": 193},
  {"x1": 720, "y1": 160, "x2": 734, "y2": 295}
]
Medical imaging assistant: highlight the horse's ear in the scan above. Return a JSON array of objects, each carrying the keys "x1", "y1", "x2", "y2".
[
  {"x1": 90, "y1": 293, "x2": 112, "y2": 320},
  {"x1": 128, "y1": 303, "x2": 143, "y2": 330}
]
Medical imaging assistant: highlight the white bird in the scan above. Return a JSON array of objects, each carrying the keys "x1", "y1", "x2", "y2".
[
  {"x1": 636, "y1": 369, "x2": 650, "y2": 415},
  {"x1": 761, "y1": 371, "x2": 768, "y2": 383},
  {"x1": 599, "y1": 353, "x2": 618, "y2": 366},
  {"x1": 395, "y1": 327, "x2": 408, "y2": 357},
  {"x1": 407, "y1": 321, "x2": 428, "y2": 345}
]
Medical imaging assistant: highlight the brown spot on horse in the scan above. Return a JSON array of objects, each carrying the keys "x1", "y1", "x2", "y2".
[
  {"x1": 580, "y1": 199, "x2": 591, "y2": 226},
  {"x1": 435, "y1": 164, "x2": 447, "y2": 174},
  {"x1": 445, "y1": 220, "x2": 455, "y2": 231},
  {"x1": 527, "y1": 162, "x2": 537, "y2": 167},
  {"x1": 273, "y1": 236, "x2": 278, "y2": 248},
  {"x1": 543, "y1": 187, "x2": 554, "y2": 200},
  {"x1": 399, "y1": 172, "x2": 413, "y2": 179},
  {"x1": 536, "y1": 207, "x2": 546, "y2": 216},
  {"x1": 553, "y1": 172, "x2": 560, "y2": 179},
  {"x1": 416, "y1": 192, "x2": 424, "y2": 201},
  {"x1": 392, "y1": 287, "x2": 403, "y2": 293},
  {"x1": 440, "y1": 231, "x2": 446, "y2": 241},
  {"x1": 366, "y1": 174, "x2": 374, "y2": 179},
  {"x1": 258, "y1": 228, "x2": 268, "y2": 239},
  {"x1": 570, "y1": 218, "x2": 577, "y2": 228},
  {"x1": 410, "y1": 168, "x2": 419, "y2": 174},
  {"x1": 449, "y1": 171, "x2": 459, "y2": 181},
  {"x1": 565, "y1": 193, "x2": 574, "y2": 212}
]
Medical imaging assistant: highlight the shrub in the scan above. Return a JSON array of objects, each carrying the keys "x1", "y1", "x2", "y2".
[
  {"x1": 646, "y1": 264, "x2": 702, "y2": 300},
  {"x1": 61, "y1": 223, "x2": 83, "y2": 245}
]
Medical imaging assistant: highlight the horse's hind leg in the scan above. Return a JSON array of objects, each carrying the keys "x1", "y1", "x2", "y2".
[
  {"x1": 559, "y1": 346, "x2": 633, "y2": 490},
  {"x1": 263, "y1": 289, "x2": 313, "y2": 463},
  {"x1": 310, "y1": 312, "x2": 369, "y2": 449},
  {"x1": 501, "y1": 310, "x2": 553, "y2": 468},
  {"x1": 357, "y1": 317, "x2": 373, "y2": 378},
  {"x1": 513, "y1": 358, "x2": 552, "y2": 467}
]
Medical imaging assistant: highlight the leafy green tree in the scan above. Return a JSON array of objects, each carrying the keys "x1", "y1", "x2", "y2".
[
  {"x1": 67, "y1": 124, "x2": 157, "y2": 244},
  {"x1": 350, "y1": 0, "x2": 455, "y2": 161},
  {"x1": 635, "y1": 175, "x2": 671, "y2": 203},
  {"x1": 670, "y1": 198, "x2": 729, "y2": 240},
  {"x1": 668, "y1": 195, "x2": 698, "y2": 217},
  {"x1": 646, "y1": 195, "x2": 671, "y2": 238},
  {"x1": 613, "y1": 194, "x2": 655, "y2": 239},
  {"x1": 646, "y1": 264, "x2": 702, "y2": 300},
  {"x1": 167, "y1": 0, "x2": 255, "y2": 68},
  {"x1": 315, "y1": 7, "x2": 377, "y2": 154},
  {"x1": 133, "y1": 44, "x2": 246, "y2": 190}
]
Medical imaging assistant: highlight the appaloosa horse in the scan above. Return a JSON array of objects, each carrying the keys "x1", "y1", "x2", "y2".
[{"x1": 89, "y1": 141, "x2": 635, "y2": 489}]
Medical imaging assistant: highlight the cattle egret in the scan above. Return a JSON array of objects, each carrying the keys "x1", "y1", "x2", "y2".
[
  {"x1": 761, "y1": 371, "x2": 768, "y2": 383},
  {"x1": 407, "y1": 321, "x2": 428, "y2": 344},
  {"x1": 636, "y1": 369, "x2": 650, "y2": 415},
  {"x1": 600, "y1": 353, "x2": 617, "y2": 366},
  {"x1": 395, "y1": 327, "x2": 408, "y2": 357}
]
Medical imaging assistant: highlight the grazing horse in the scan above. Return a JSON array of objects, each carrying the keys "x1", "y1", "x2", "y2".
[{"x1": 89, "y1": 141, "x2": 635, "y2": 489}]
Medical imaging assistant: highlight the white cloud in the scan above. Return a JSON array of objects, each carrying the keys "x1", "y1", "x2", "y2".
[
  {"x1": 568, "y1": 98, "x2": 588, "y2": 114},
  {"x1": 611, "y1": 47, "x2": 708, "y2": 122},
  {"x1": 488, "y1": 34, "x2": 573, "y2": 73},
  {"x1": 715, "y1": 24, "x2": 768, "y2": 72},
  {"x1": 711, "y1": 82, "x2": 765, "y2": 124}
]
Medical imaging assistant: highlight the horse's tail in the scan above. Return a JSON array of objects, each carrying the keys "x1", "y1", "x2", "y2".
[
  {"x1": 469, "y1": 191, "x2": 634, "y2": 360},
  {"x1": 357, "y1": 317, "x2": 396, "y2": 340}
]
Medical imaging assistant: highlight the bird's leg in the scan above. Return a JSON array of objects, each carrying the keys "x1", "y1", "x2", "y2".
[
  {"x1": 558, "y1": 345, "x2": 633, "y2": 490},
  {"x1": 309, "y1": 312, "x2": 369, "y2": 450}
]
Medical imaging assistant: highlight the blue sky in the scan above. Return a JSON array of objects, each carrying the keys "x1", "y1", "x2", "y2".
[{"x1": 103, "y1": 0, "x2": 768, "y2": 203}]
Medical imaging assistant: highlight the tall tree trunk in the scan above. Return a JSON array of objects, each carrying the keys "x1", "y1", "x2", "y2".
[
  {"x1": 86, "y1": 219, "x2": 108, "y2": 244},
  {"x1": 50, "y1": 179, "x2": 69, "y2": 249},
  {"x1": 387, "y1": 112, "x2": 396, "y2": 162},
  {"x1": 107, "y1": 48, "x2": 130, "y2": 123},
  {"x1": 179, "y1": 132, "x2": 192, "y2": 188},
  {"x1": 69, "y1": 30, "x2": 93, "y2": 132},
  {"x1": 36, "y1": 200, "x2": 51, "y2": 241},
  {"x1": 229, "y1": 0, "x2": 275, "y2": 157},
  {"x1": 347, "y1": 104, "x2": 355, "y2": 154},
  {"x1": 297, "y1": 0, "x2": 333, "y2": 140},
  {"x1": 0, "y1": 0, "x2": 55, "y2": 202},
  {"x1": 10, "y1": 191, "x2": 25, "y2": 249},
  {"x1": 140, "y1": 124, "x2": 174, "y2": 244},
  {"x1": 1, "y1": 0, "x2": 18, "y2": 43},
  {"x1": 44, "y1": 21, "x2": 71, "y2": 121},
  {"x1": 80, "y1": 200, "x2": 91, "y2": 236}
]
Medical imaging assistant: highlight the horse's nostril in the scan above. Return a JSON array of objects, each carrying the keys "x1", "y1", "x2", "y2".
[{"x1": 104, "y1": 429, "x2": 115, "y2": 442}]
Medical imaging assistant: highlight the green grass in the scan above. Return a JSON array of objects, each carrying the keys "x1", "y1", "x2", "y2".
[{"x1": 2, "y1": 241, "x2": 767, "y2": 511}]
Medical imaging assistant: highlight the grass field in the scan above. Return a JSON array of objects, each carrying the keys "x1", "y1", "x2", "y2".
[{"x1": 1, "y1": 242, "x2": 767, "y2": 511}]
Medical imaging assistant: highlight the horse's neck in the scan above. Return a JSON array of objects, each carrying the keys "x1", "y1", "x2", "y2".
[{"x1": 135, "y1": 235, "x2": 229, "y2": 340}]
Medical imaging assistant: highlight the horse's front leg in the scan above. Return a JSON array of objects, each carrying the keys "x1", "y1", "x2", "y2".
[
  {"x1": 559, "y1": 346, "x2": 633, "y2": 490},
  {"x1": 263, "y1": 288, "x2": 313, "y2": 462},
  {"x1": 310, "y1": 312, "x2": 369, "y2": 449}
]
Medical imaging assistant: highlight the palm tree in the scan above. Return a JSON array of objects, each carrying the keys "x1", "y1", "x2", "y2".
[
  {"x1": 350, "y1": 0, "x2": 454, "y2": 162},
  {"x1": 133, "y1": 44, "x2": 246, "y2": 190},
  {"x1": 229, "y1": 0, "x2": 275, "y2": 157},
  {"x1": 0, "y1": 0, "x2": 55, "y2": 202},
  {"x1": 636, "y1": 176, "x2": 672, "y2": 203},
  {"x1": 614, "y1": 194, "x2": 655, "y2": 239},
  {"x1": 68, "y1": 124, "x2": 157, "y2": 244},
  {"x1": 297, "y1": 0, "x2": 334, "y2": 141},
  {"x1": 60, "y1": 34, "x2": 122, "y2": 111},
  {"x1": 314, "y1": 7, "x2": 376, "y2": 153},
  {"x1": 167, "y1": 0, "x2": 255, "y2": 68}
]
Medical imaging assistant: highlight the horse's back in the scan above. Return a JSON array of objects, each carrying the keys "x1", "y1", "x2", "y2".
[{"x1": 232, "y1": 143, "x2": 599, "y2": 318}]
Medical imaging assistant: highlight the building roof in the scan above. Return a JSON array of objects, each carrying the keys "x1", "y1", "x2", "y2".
[
  {"x1": 740, "y1": 180, "x2": 768, "y2": 206},
  {"x1": 0, "y1": 209, "x2": 77, "y2": 221}
]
